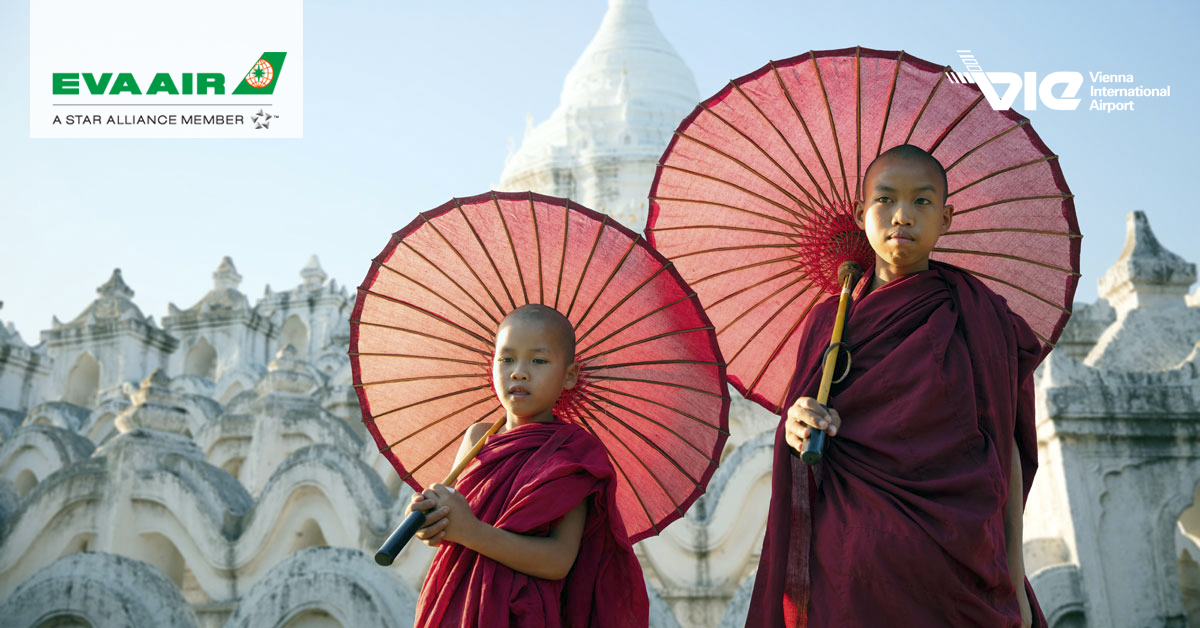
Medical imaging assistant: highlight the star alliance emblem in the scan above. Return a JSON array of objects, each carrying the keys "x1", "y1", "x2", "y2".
[{"x1": 251, "y1": 109, "x2": 278, "y2": 130}]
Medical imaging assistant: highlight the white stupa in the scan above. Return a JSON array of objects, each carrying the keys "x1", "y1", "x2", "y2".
[{"x1": 497, "y1": 0, "x2": 700, "y2": 230}]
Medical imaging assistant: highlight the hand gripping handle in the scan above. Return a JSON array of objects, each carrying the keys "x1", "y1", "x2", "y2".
[{"x1": 375, "y1": 509, "x2": 427, "y2": 566}]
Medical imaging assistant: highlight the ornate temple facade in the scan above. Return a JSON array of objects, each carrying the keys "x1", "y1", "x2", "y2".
[{"x1": 1, "y1": 1, "x2": 1198, "y2": 627}]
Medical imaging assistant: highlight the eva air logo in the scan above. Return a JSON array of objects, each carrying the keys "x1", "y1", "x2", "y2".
[
  {"x1": 233, "y1": 53, "x2": 286, "y2": 95},
  {"x1": 53, "y1": 52, "x2": 288, "y2": 95}
]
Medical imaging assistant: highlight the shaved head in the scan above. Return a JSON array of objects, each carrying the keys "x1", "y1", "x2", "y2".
[
  {"x1": 498, "y1": 304, "x2": 576, "y2": 360},
  {"x1": 862, "y1": 144, "x2": 948, "y2": 202}
]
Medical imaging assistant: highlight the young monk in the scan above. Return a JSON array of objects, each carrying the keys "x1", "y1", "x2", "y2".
[
  {"x1": 407, "y1": 303, "x2": 649, "y2": 627},
  {"x1": 747, "y1": 145, "x2": 1048, "y2": 627}
]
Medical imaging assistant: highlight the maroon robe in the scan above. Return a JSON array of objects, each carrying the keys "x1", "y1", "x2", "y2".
[
  {"x1": 746, "y1": 261, "x2": 1048, "y2": 627},
  {"x1": 415, "y1": 418, "x2": 648, "y2": 628}
]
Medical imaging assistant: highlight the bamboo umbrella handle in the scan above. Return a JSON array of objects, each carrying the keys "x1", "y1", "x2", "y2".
[
  {"x1": 375, "y1": 419, "x2": 506, "y2": 565},
  {"x1": 800, "y1": 262, "x2": 862, "y2": 465}
]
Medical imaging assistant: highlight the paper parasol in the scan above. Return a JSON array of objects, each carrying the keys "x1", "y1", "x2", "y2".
[
  {"x1": 647, "y1": 46, "x2": 1080, "y2": 414},
  {"x1": 350, "y1": 191, "x2": 730, "y2": 542}
]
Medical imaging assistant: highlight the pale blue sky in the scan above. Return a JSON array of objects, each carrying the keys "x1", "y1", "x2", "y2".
[{"x1": 2, "y1": 0, "x2": 1197, "y2": 342}]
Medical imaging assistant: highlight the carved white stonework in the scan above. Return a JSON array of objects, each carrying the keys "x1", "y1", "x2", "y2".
[
  {"x1": 1086, "y1": 211, "x2": 1200, "y2": 372},
  {"x1": 497, "y1": 0, "x2": 699, "y2": 231},
  {"x1": 0, "y1": 303, "x2": 50, "y2": 417},
  {"x1": 164, "y1": 257, "x2": 276, "y2": 391},
  {"x1": 1026, "y1": 211, "x2": 1200, "y2": 628}
]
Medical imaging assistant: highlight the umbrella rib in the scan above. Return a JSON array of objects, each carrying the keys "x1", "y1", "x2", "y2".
[
  {"x1": 556, "y1": 199, "x2": 574, "y2": 310},
  {"x1": 584, "y1": 326, "x2": 716, "y2": 362},
  {"x1": 706, "y1": 266, "x2": 800, "y2": 310},
  {"x1": 577, "y1": 292, "x2": 698, "y2": 357},
  {"x1": 355, "y1": 372, "x2": 481, "y2": 388},
  {"x1": 723, "y1": 277, "x2": 816, "y2": 366},
  {"x1": 397, "y1": 241, "x2": 500, "y2": 330},
  {"x1": 730, "y1": 80, "x2": 827, "y2": 209},
  {"x1": 579, "y1": 398, "x2": 689, "y2": 517},
  {"x1": 954, "y1": 194, "x2": 1075, "y2": 217},
  {"x1": 384, "y1": 393, "x2": 497, "y2": 447},
  {"x1": 649, "y1": 196, "x2": 803, "y2": 231},
  {"x1": 356, "y1": 287, "x2": 494, "y2": 347},
  {"x1": 456, "y1": 198, "x2": 518, "y2": 312},
  {"x1": 943, "y1": 227, "x2": 1082, "y2": 238},
  {"x1": 690, "y1": 253, "x2": 804, "y2": 287},
  {"x1": 582, "y1": 392, "x2": 709, "y2": 479},
  {"x1": 771, "y1": 58, "x2": 840, "y2": 205},
  {"x1": 493, "y1": 192, "x2": 530, "y2": 306},
  {"x1": 904, "y1": 64, "x2": 949, "y2": 145},
  {"x1": 362, "y1": 384, "x2": 493, "y2": 423},
  {"x1": 398, "y1": 406, "x2": 503, "y2": 486},
  {"x1": 349, "y1": 320, "x2": 492, "y2": 358},
  {"x1": 566, "y1": 215, "x2": 608, "y2": 320},
  {"x1": 575, "y1": 263, "x2": 674, "y2": 347},
  {"x1": 810, "y1": 49, "x2": 852, "y2": 204},
  {"x1": 748, "y1": 290, "x2": 825, "y2": 396},
  {"x1": 928, "y1": 92, "x2": 986, "y2": 155},
  {"x1": 376, "y1": 259, "x2": 496, "y2": 339},
  {"x1": 1032, "y1": 330, "x2": 1055, "y2": 347},
  {"x1": 933, "y1": 247, "x2": 1080, "y2": 275},
  {"x1": 855, "y1": 47, "x2": 862, "y2": 198},
  {"x1": 572, "y1": 413, "x2": 660, "y2": 536},
  {"x1": 875, "y1": 51, "x2": 905, "y2": 160},
  {"x1": 671, "y1": 242, "x2": 798, "y2": 261},
  {"x1": 528, "y1": 193, "x2": 544, "y2": 304},
  {"x1": 412, "y1": 218, "x2": 506, "y2": 326},
  {"x1": 950, "y1": 155, "x2": 1060, "y2": 198},
  {"x1": 674, "y1": 130, "x2": 815, "y2": 218},
  {"x1": 398, "y1": 432, "x2": 464, "y2": 486},
  {"x1": 650, "y1": 224, "x2": 803, "y2": 240},
  {"x1": 958, "y1": 268, "x2": 1073, "y2": 313},
  {"x1": 587, "y1": 358, "x2": 723, "y2": 372},
  {"x1": 714, "y1": 271, "x2": 811, "y2": 338},
  {"x1": 693, "y1": 104, "x2": 818, "y2": 216},
  {"x1": 348, "y1": 353, "x2": 488, "y2": 367},
  {"x1": 589, "y1": 383, "x2": 730, "y2": 436},
  {"x1": 574, "y1": 234, "x2": 641, "y2": 334},
  {"x1": 945, "y1": 120, "x2": 1028, "y2": 172},
  {"x1": 586, "y1": 374, "x2": 725, "y2": 398},
  {"x1": 656, "y1": 163, "x2": 810, "y2": 222}
]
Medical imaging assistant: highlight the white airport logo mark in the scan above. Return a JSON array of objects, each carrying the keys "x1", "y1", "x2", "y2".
[
  {"x1": 945, "y1": 50, "x2": 1170, "y2": 114},
  {"x1": 945, "y1": 50, "x2": 1082, "y2": 111}
]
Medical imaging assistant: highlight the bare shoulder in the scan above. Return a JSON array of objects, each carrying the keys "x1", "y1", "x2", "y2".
[{"x1": 464, "y1": 421, "x2": 494, "y2": 447}]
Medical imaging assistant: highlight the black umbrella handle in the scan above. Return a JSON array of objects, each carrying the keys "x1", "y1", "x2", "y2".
[
  {"x1": 375, "y1": 509, "x2": 427, "y2": 566},
  {"x1": 800, "y1": 427, "x2": 828, "y2": 465}
]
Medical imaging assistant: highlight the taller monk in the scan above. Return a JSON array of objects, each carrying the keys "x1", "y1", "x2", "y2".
[{"x1": 747, "y1": 145, "x2": 1048, "y2": 627}]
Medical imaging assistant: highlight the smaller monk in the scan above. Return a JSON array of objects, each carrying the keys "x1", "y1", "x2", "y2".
[
  {"x1": 747, "y1": 145, "x2": 1049, "y2": 627},
  {"x1": 408, "y1": 304, "x2": 648, "y2": 627}
]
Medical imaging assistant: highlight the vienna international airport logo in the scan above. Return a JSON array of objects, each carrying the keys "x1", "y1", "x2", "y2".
[
  {"x1": 49, "y1": 52, "x2": 288, "y2": 129},
  {"x1": 946, "y1": 50, "x2": 1170, "y2": 113}
]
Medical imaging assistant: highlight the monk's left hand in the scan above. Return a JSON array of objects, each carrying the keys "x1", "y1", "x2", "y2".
[
  {"x1": 426, "y1": 484, "x2": 479, "y2": 547},
  {"x1": 784, "y1": 396, "x2": 842, "y2": 454}
]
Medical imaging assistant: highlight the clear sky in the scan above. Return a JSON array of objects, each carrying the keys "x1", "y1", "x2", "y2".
[{"x1": 1, "y1": 0, "x2": 1197, "y2": 343}]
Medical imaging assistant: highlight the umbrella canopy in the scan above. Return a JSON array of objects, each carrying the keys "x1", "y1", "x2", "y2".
[
  {"x1": 350, "y1": 191, "x2": 729, "y2": 542},
  {"x1": 647, "y1": 46, "x2": 1080, "y2": 414}
]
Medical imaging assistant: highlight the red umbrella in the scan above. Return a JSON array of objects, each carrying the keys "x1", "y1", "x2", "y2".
[
  {"x1": 647, "y1": 46, "x2": 1080, "y2": 415},
  {"x1": 351, "y1": 191, "x2": 729, "y2": 545}
]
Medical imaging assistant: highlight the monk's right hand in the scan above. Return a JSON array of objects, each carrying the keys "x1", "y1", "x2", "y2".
[
  {"x1": 784, "y1": 396, "x2": 842, "y2": 454},
  {"x1": 408, "y1": 489, "x2": 450, "y2": 547}
]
